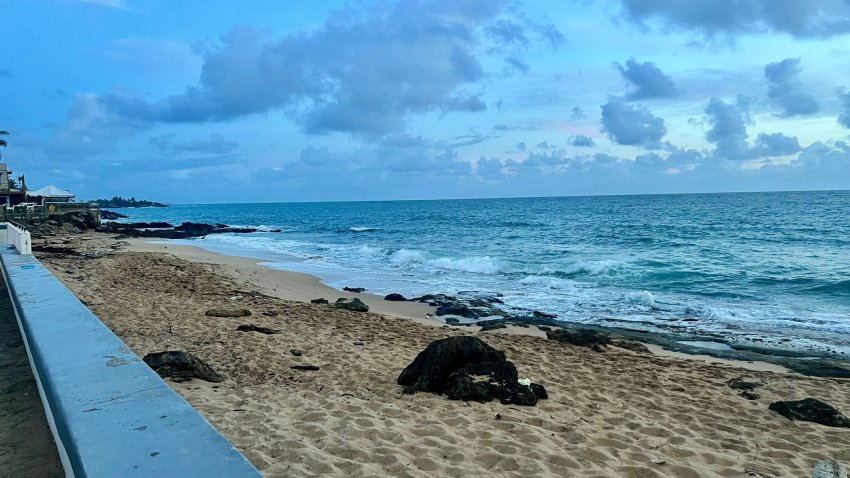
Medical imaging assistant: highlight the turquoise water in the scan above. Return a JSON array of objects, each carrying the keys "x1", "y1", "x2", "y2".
[{"x1": 114, "y1": 191, "x2": 850, "y2": 354}]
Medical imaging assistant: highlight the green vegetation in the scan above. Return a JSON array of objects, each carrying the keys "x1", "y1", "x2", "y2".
[
  {"x1": 91, "y1": 196, "x2": 168, "y2": 208},
  {"x1": 0, "y1": 130, "x2": 8, "y2": 158}
]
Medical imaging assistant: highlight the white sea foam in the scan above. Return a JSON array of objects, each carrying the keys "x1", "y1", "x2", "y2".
[
  {"x1": 389, "y1": 249, "x2": 505, "y2": 274},
  {"x1": 627, "y1": 290, "x2": 657, "y2": 308},
  {"x1": 350, "y1": 226, "x2": 376, "y2": 232}
]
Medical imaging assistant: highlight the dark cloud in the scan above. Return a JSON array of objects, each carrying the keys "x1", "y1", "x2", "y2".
[
  {"x1": 617, "y1": 0, "x2": 850, "y2": 39},
  {"x1": 66, "y1": 0, "x2": 561, "y2": 142},
  {"x1": 764, "y1": 58, "x2": 819, "y2": 116},
  {"x1": 752, "y1": 132, "x2": 801, "y2": 156},
  {"x1": 704, "y1": 97, "x2": 750, "y2": 159},
  {"x1": 476, "y1": 157, "x2": 507, "y2": 180},
  {"x1": 615, "y1": 58, "x2": 678, "y2": 100},
  {"x1": 149, "y1": 133, "x2": 237, "y2": 155},
  {"x1": 569, "y1": 106, "x2": 586, "y2": 120},
  {"x1": 704, "y1": 96, "x2": 802, "y2": 159},
  {"x1": 838, "y1": 89, "x2": 850, "y2": 128},
  {"x1": 571, "y1": 135, "x2": 595, "y2": 147},
  {"x1": 600, "y1": 96, "x2": 667, "y2": 147}
]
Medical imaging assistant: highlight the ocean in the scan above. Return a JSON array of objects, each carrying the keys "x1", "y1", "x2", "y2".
[{"x1": 112, "y1": 190, "x2": 850, "y2": 355}]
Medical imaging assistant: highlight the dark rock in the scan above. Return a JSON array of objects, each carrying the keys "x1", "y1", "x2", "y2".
[
  {"x1": 397, "y1": 336, "x2": 546, "y2": 406},
  {"x1": 99, "y1": 221, "x2": 256, "y2": 239},
  {"x1": 205, "y1": 308, "x2": 252, "y2": 318},
  {"x1": 290, "y1": 349, "x2": 302, "y2": 357},
  {"x1": 384, "y1": 293, "x2": 408, "y2": 301},
  {"x1": 740, "y1": 391, "x2": 760, "y2": 400},
  {"x1": 311, "y1": 298, "x2": 329, "y2": 304},
  {"x1": 769, "y1": 398, "x2": 850, "y2": 428},
  {"x1": 236, "y1": 324, "x2": 280, "y2": 335},
  {"x1": 547, "y1": 328, "x2": 611, "y2": 351},
  {"x1": 343, "y1": 287, "x2": 366, "y2": 293},
  {"x1": 612, "y1": 340, "x2": 651, "y2": 354},
  {"x1": 479, "y1": 322, "x2": 507, "y2": 332},
  {"x1": 262, "y1": 311, "x2": 278, "y2": 317},
  {"x1": 783, "y1": 360, "x2": 850, "y2": 379},
  {"x1": 726, "y1": 377, "x2": 762, "y2": 391},
  {"x1": 100, "y1": 210, "x2": 129, "y2": 220},
  {"x1": 530, "y1": 383, "x2": 548, "y2": 400},
  {"x1": 330, "y1": 298, "x2": 369, "y2": 312},
  {"x1": 537, "y1": 326, "x2": 552, "y2": 332},
  {"x1": 444, "y1": 317, "x2": 460, "y2": 325},
  {"x1": 435, "y1": 304, "x2": 478, "y2": 318},
  {"x1": 533, "y1": 310, "x2": 558, "y2": 319},
  {"x1": 142, "y1": 351, "x2": 222, "y2": 383},
  {"x1": 291, "y1": 365, "x2": 320, "y2": 371}
]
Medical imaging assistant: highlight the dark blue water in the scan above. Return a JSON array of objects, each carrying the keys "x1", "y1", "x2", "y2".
[{"x1": 114, "y1": 191, "x2": 850, "y2": 354}]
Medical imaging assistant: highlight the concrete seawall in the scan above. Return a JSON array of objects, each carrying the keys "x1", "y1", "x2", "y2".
[{"x1": 0, "y1": 246, "x2": 260, "y2": 477}]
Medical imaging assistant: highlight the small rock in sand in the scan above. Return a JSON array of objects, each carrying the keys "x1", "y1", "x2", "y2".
[
  {"x1": 291, "y1": 365, "x2": 320, "y2": 371},
  {"x1": 290, "y1": 349, "x2": 303, "y2": 356},
  {"x1": 236, "y1": 324, "x2": 280, "y2": 335},
  {"x1": 311, "y1": 298, "x2": 329, "y2": 304},
  {"x1": 205, "y1": 308, "x2": 252, "y2": 318},
  {"x1": 343, "y1": 287, "x2": 366, "y2": 293}
]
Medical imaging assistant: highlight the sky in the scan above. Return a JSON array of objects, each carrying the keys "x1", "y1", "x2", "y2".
[{"x1": 2, "y1": 0, "x2": 850, "y2": 203}]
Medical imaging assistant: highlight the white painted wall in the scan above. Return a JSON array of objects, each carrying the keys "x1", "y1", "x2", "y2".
[{"x1": 0, "y1": 223, "x2": 31, "y2": 255}]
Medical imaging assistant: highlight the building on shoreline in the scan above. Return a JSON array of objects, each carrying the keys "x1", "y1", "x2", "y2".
[{"x1": 0, "y1": 163, "x2": 27, "y2": 207}]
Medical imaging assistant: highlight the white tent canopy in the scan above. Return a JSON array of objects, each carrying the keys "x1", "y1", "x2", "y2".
[{"x1": 28, "y1": 185, "x2": 75, "y2": 198}]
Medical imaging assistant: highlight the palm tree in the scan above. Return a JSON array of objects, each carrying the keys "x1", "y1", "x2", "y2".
[{"x1": 0, "y1": 130, "x2": 8, "y2": 159}]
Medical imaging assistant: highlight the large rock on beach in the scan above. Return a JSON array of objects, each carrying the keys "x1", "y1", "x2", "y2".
[
  {"x1": 384, "y1": 293, "x2": 408, "y2": 301},
  {"x1": 768, "y1": 398, "x2": 850, "y2": 428},
  {"x1": 142, "y1": 351, "x2": 222, "y2": 383},
  {"x1": 398, "y1": 336, "x2": 547, "y2": 406},
  {"x1": 330, "y1": 297, "x2": 369, "y2": 312},
  {"x1": 205, "y1": 308, "x2": 252, "y2": 318}
]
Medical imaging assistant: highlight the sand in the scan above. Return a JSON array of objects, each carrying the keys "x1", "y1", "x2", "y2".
[{"x1": 33, "y1": 233, "x2": 850, "y2": 477}]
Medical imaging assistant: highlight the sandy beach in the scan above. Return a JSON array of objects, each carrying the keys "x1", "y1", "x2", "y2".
[{"x1": 32, "y1": 232, "x2": 850, "y2": 477}]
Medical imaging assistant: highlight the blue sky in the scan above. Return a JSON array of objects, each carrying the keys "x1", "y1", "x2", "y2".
[{"x1": 2, "y1": 0, "x2": 850, "y2": 203}]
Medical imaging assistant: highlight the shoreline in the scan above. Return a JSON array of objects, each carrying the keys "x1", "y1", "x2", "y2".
[{"x1": 128, "y1": 237, "x2": 800, "y2": 373}]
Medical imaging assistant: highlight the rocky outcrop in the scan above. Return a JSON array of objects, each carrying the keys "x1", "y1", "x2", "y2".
[
  {"x1": 343, "y1": 287, "x2": 366, "y2": 293},
  {"x1": 330, "y1": 298, "x2": 369, "y2": 312},
  {"x1": 546, "y1": 328, "x2": 611, "y2": 351},
  {"x1": 99, "y1": 221, "x2": 257, "y2": 239},
  {"x1": 142, "y1": 351, "x2": 222, "y2": 383},
  {"x1": 384, "y1": 293, "x2": 408, "y2": 301},
  {"x1": 398, "y1": 336, "x2": 547, "y2": 406},
  {"x1": 311, "y1": 298, "x2": 329, "y2": 304},
  {"x1": 100, "y1": 210, "x2": 128, "y2": 220},
  {"x1": 769, "y1": 398, "x2": 850, "y2": 428}
]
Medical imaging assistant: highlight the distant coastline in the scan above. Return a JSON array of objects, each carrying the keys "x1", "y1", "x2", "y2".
[{"x1": 91, "y1": 196, "x2": 168, "y2": 208}]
